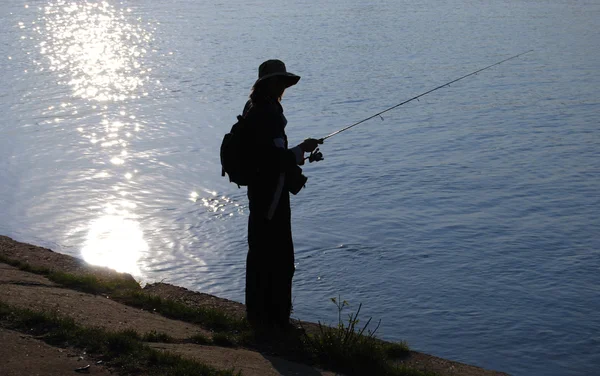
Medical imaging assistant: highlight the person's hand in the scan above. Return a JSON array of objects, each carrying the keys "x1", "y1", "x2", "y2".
[{"x1": 299, "y1": 138, "x2": 323, "y2": 153}]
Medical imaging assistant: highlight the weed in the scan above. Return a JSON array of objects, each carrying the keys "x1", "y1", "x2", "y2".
[
  {"x1": 300, "y1": 296, "x2": 428, "y2": 376},
  {"x1": 189, "y1": 333, "x2": 212, "y2": 345},
  {"x1": 143, "y1": 330, "x2": 174, "y2": 343},
  {"x1": 212, "y1": 332, "x2": 236, "y2": 347},
  {"x1": 0, "y1": 255, "x2": 50, "y2": 274},
  {"x1": 0, "y1": 254, "x2": 140, "y2": 293},
  {"x1": 118, "y1": 291, "x2": 248, "y2": 334},
  {"x1": 48, "y1": 271, "x2": 140, "y2": 293},
  {"x1": 384, "y1": 341, "x2": 410, "y2": 359}
]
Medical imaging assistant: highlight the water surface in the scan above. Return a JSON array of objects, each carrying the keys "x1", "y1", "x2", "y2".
[{"x1": 1, "y1": 1, "x2": 599, "y2": 375}]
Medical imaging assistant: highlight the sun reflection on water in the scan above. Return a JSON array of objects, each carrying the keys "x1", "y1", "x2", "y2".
[
  {"x1": 37, "y1": 0, "x2": 154, "y2": 101},
  {"x1": 191, "y1": 190, "x2": 246, "y2": 218},
  {"x1": 80, "y1": 205, "x2": 147, "y2": 276},
  {"x1": 77, "y1": 111, "x2": 146, "y2": 275}
]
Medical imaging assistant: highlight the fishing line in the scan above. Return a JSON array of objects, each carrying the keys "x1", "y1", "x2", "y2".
[{"x1": 320, "y1": 50, "x2": 533, "y2": 141}]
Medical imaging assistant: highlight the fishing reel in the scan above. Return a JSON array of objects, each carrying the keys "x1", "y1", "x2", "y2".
[{"x1": 308, "y1": 148, "x2": 324, "y2": 163}]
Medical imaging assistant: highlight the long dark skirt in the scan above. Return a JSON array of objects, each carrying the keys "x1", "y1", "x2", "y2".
[{"x1": 245, "y1": 192, "x2": 295, "y2": 328}]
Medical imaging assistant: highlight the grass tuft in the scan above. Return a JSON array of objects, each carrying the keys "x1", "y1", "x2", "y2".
[
  {"x1": 299, "y1": 297, "x2": 431, "y2": 376},
  {"x1": 0, "y1": 254, "x2": 140, "y2": 293},
  {"x1": 0, "y1": 255, "x2": 51, "y2": 274},
  {"x1": 189, "y1": 333, "x2": 212, "y2": 345},
  {"x1": 48, "y1": 271, "x2": 140, "y2": 293},
  {"x1": 143, "y1": 330, "x2": 174, "y2": 343},
  {"x1": 212, "y1": 332, "x2": 236, "y2": 348},
  {"x1": 119, "y1": 291, "x2": 248, "y2": 334},
  {"x1": 384, "y1": 341, "x2": 411, "y2": 359}
]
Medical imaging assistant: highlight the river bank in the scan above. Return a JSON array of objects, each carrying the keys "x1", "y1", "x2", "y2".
[{"x1": 0, "y1": 235, "x2": 507, "y2": 375}]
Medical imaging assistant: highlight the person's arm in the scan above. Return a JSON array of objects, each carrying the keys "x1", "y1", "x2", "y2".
[
  {"x1": 248, "y1": 104, "x2": 322, "y2": 170},
  {"x1": 260, "y1": 136, "x2": 322, "y2": 170}
]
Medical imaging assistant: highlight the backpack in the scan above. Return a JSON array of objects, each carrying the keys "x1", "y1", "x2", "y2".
[{"x1": 220, "y1": 115, "x2": 256, "y2": 187}]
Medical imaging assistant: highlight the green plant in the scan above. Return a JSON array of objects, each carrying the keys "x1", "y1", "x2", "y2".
[
  {"x1": 0, "y1": 254, "x2": 140, "y2": 293},
  {"x1": 118, "y1": 291, "x2": 248, "y2": 333},
  {"x1": 143, "y1": 330, "x2": 174, "y2": 343},
  {"x1": 299, "y1": 296, "x2": 421, "y2": 376},
  {"x1": 384, "y1": 341, "x2": 410, "y2": 359},
  {"x1": 189, "y1": 333, "x2": 212, "y2": 345},
  {"x1": 212, "y1": 332, "x2": 236, "y2": 347}
]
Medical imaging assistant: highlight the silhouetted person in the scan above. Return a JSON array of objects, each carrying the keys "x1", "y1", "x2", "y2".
[{"x1": 242, "y1": 60, "x2": 321, "y2": 330}]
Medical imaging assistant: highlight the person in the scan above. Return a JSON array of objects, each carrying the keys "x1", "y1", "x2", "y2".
[{"x1": 242, "y1": 59, "x2": 321, "y2": 330}]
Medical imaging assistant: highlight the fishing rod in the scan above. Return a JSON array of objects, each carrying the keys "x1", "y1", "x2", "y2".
[{"x1": 321, "y1": 50, "x2": 533, "y2": 141}]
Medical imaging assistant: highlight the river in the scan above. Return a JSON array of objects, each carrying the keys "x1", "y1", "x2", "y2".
[{"x1": 1, "y1": 1, "x2": 599, "y2": 374}]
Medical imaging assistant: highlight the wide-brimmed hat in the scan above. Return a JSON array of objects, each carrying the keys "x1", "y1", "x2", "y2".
[{"x1": 254, "y1": 59, "x2": 301, "y2": 88}]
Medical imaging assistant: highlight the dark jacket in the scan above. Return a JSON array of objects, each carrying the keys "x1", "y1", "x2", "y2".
[{"x1": 243, "y1": 98, "x2": 304, "y2": 219}]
